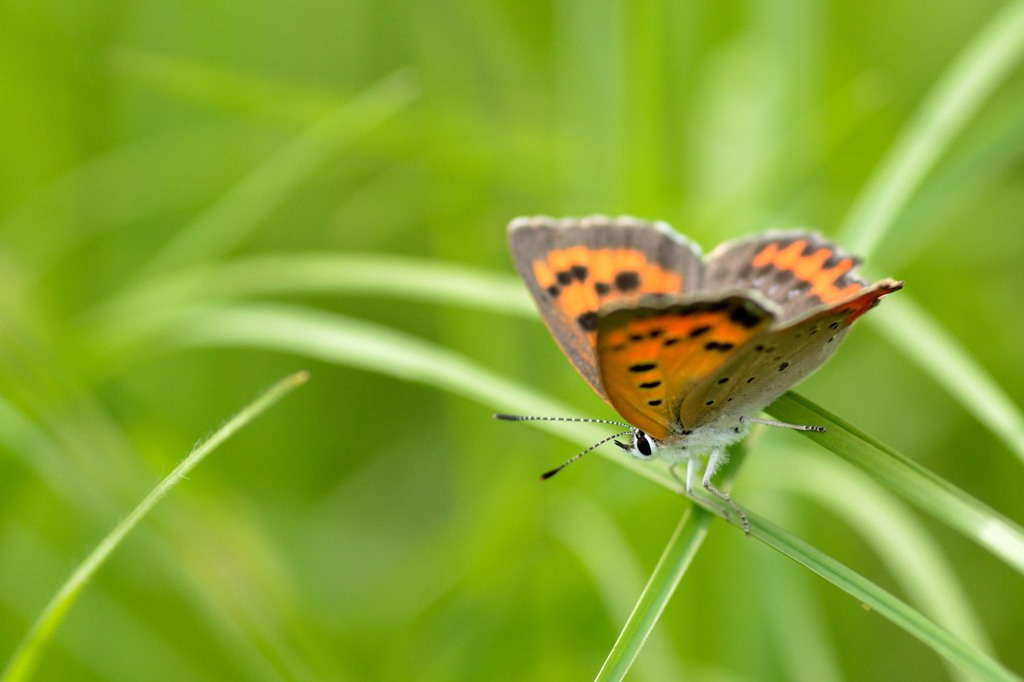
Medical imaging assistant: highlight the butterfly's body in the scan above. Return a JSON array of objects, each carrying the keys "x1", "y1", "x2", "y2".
[
  {"x1": 618, "y1": 417, "x2": 749, "y2": 487},
  {"x1": 504, "y1": 215, "x2": 901, "y2": 514}
]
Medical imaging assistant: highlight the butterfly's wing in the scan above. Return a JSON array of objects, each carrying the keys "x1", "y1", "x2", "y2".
[
  {"x1": 679, "y1": 232, "x2": 903, "y2": 428},
  {"x1": 594, "y1": 295, "x2": 776, "y2": 439},
  {"x1": 508, "y1": 216, "x2": 703, "y2": 401},
  {"x1": 702, "y1": 230, "x2": 870, "y2": 317}
]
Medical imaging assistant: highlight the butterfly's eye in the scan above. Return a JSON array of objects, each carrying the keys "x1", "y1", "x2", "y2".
[{"x1": 633, "y1": 430, "x2": 653, "y2": 457}]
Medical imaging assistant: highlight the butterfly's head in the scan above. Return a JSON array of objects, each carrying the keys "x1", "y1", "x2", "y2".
[{"x1": 614, "y1": 428, "x2": 658, "y2": 460}]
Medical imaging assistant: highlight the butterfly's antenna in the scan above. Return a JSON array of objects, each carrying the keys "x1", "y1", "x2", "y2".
[
  {"x1": 493, "y1": 414, "x2": 632, "y2": 429},
  {"x1": 492, "y1": 414, "x2": 634, "y2": 480}
]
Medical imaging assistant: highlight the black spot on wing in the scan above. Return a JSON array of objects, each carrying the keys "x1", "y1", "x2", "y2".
[
  {"x1": 576, "y1": 311, "x2": 598, "y2": 331},
  {"x1": 615, "y1": 271, "x2": 641, "y2": 292},
  {"x1": 629, "y1": 362, "x2": 657, "y2": 372}
]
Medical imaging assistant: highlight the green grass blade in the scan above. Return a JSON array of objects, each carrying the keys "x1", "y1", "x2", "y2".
[
  {"x1": 767, "y1": 392, "x2": 1024, "y2": 575},
  {"x1": 776, "y1": 450, "x2": 993, "y2": 657},
  {"x1": 873, "y1": 296, "x2": 1024, "y2": 465},
  {"x1": 595, "y1": 445, "x2": 748, "y2": 681},
  {"x1": 840, "y1": 0, "x2": 1024, "y2": 258},
  {"x1": 593, "y1": 507, "x2": 712, "y2": 682},
  {"x1": 749, "y1": 509, "x2": 1020, "y2": 682},
  {"x1": 88, "y1": 255, "x2": 533, "y2": 333},
  {"x1": 0, "y1": 372, "x2": 309, "y2": 682}
]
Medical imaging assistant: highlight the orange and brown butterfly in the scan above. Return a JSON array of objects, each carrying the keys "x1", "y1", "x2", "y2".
[{"x1": 497, "y1": 215, "x2": 902, "y2": 525}]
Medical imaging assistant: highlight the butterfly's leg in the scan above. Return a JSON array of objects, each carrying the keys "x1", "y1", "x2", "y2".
[
  {"x1": 671, "y1": 456, "x2": 744, "y2": 532},
  {"x1": 667, "y1": 461, "x2": 689, "y2": 492},
  {"x1": 702, "y1": 447, "x2": 750, "y2": 534},
  {"x1": 741, "y1": 416, "x2": 825, "y2": 433}
]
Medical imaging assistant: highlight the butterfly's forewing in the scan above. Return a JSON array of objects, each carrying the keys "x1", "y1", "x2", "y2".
[
  {"x1": 679, "y1": 279, "x2": 903, "y2": 429},
  {"x1": 508, "y1": 216, "x2": 703, "y2": 401},
  {"x1": 595, "y1": 295, "x2": 775, "y2": 439},
  {"x1": 703, "y1": 231, "x2": 870, "y2": 318}
]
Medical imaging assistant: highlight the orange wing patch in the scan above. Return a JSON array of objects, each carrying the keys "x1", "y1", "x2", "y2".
[
  {"x1": 596, "y1": 297, "x2": 775, "y2": 439},
  {"x1": 751, "y1": 239, "x2": 861, "y2": 304},
  {"x1": 531, "y1": 247, "x2": 685, "y2": 340}
]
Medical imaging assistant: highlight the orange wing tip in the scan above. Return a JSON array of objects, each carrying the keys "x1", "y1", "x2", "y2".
[{"x1": 842, "y1": 278, "x2": 903, "y2": 323}]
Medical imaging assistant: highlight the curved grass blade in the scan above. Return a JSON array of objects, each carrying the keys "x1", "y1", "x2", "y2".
[
  {"x1": 773, "y1": 449, "x2": 993, "y2": 672},
  {"x1": 0, "y1": 372, "x2": 309, "y2": 682},
  {"x1": 840, "y1": 0, "x2": 1024, "y2": 258},
  {"x1": 88, "y1": 254, "x2": 533, "y2": 334},
  {"x1": 767, "y1": 392, "x2": 1024, "y2": 575},
  {"x1": 749, "y1": 508, "x2": 1020, "y2": 682}
]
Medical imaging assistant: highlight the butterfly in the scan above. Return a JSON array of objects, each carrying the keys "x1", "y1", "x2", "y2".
[{"x1": 497, "y1": 215, "x2": 902, "y2": 527}]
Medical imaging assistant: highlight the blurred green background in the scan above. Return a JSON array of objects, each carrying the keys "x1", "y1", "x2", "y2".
[{"x1": 2, "y1": 0, "x2": 1023, "y2": 680}]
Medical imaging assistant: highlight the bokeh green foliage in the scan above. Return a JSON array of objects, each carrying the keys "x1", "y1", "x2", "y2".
[{"x1": 1, "y1": 1, "x2": 1023, "y2": 680}]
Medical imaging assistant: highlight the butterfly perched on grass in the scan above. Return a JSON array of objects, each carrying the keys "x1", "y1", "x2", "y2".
[{"x1": 497, "y1": 216, "x2": 902, "y2": 529}]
